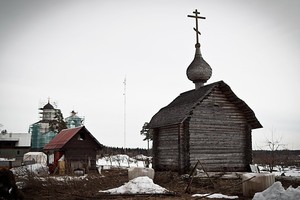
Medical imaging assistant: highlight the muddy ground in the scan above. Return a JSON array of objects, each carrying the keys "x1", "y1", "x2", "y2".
[{"x1": 17, "y1": 169, "x2": 300, "y2": 200}]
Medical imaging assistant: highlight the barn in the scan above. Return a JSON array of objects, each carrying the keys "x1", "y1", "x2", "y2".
[
  {"x1": 148, "y1": 10, "x2": 262, "y2": 173},
  {"x1": 44, "y1": 126, "x2": 103, "y2": 173}
]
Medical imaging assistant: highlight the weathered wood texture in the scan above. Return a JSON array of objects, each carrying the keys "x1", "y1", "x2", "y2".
[
  {"x1": 178, "y1": 121, "x2": 190, "y2": 173},
  {"x1": 153, "y1": 125, "x2": 179, "y2": 171},
  {"x1": 63, "y1": 129, "x2": 99, "y2": 169},
  {"x1": 150, "y1": 81, "x2": 261, "y2": 173},
  {"x1": 188, "y1": 87, "x2": 252, "y2": 171}
]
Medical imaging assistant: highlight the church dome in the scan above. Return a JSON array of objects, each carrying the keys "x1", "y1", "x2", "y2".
[
  {"x1": 186, "y1": 44, "x2": 212, "y2": 88},
  {"x1": 43, "y1": 102, "x2": 54, "y2": 110}
]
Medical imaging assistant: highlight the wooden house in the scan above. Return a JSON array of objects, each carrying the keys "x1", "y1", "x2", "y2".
[
  {"x1": 149, "y1": 81, "x2": 262, "y2": 173},
  {"x1": 44, "y1": 126, "x2": 103, "y2": 173},
  {"x1": 0, "y1": 132, "x2": 31, "y2": 160},
  {"x1": 148, "y1": 10, "x2": 262, "y2": 173}
]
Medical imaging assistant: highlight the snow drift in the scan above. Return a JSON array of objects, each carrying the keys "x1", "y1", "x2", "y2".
[
  {"x1": 253, "y1": 181, "x2": 300, "y2": 200},
  {"x1": 99, "y1": 176, "x2": 169, "y2": 194},
  {"x1": 192, "y1": 193, "x2": 238, "y2": 199}
]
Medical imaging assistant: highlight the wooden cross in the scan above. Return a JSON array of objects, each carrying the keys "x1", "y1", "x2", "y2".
[{"x1": 187, "y1": 9, "x2": 206, "y2": 44}]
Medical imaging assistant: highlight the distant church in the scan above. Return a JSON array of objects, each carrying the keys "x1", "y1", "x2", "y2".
[
  {"x1": 65, "y1": 110, "x2": 85, "y2": 128},
  {"x1": 30, "y1": 100, "x2": 84, "y2": 151},
  {"x1": 149, "y1": 10, "x2": 262, "y2": 173}
]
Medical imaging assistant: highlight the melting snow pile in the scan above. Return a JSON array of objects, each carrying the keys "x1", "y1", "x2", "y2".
[
  {"x1": 11, "y1": 163, "x2": 48, "y2": 176},
  {"x1": 192, "y1": 193, "x2": 238, "y2": 199},
  {"x1": 99, "y1": 176, "x2": 169, "y2": 194},
  {"x1": 253, "y1": 181, "x2": 300, "y2": 200},
  {"x1": 97, "y1": 154, "x2": 151, "y2": 169}
]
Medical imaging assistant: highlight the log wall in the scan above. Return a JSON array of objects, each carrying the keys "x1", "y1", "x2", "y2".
[
  {"x1": 189, "y1": 87, "x2": 252, "y2": 172},
  {"x1": 63, "y1": 130, "x2": 99, "y2": 170},
  {"x1": 153, "y1": 125, "x2": 179, "y2": 171},
  {"x1": 178, "y1": 121, "x2": 190, "y2": 173}
]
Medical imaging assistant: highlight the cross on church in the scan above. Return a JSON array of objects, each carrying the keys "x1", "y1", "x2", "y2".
[{"x1": 188, "y1": 9, "x2": 206, "y2": 45}]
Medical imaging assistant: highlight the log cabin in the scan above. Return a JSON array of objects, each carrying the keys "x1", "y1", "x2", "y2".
[
  {"x1": 44, "y1": 126, "x2": 103, "y2": 173},
  {"x1": 148, "y1": 10, "x2": 262, "y2": 173}
]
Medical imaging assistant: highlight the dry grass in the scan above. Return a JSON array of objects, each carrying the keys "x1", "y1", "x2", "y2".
[{"x1": 14, "y1": 169, "x2": 300, "y2": 200}]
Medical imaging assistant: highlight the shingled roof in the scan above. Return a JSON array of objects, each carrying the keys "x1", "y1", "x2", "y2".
[
  {"x1": 149, "y1": 80, "x2": 262, "y2": 129},
  {"x1": 44, "y1": 126, "x2": 102, "y2": 150}
]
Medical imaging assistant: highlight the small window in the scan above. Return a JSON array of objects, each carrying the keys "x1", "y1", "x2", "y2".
[{"x1": 78, "y1": 132, "x2": 85, "y2": 140}]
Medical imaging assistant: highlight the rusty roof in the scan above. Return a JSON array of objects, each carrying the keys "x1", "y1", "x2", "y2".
[{"x1": 43, "y1": 126, "x2": 102, "y2": 150}]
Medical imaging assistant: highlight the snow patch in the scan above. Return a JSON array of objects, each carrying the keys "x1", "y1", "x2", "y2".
[
  {"x1": 192, "y1": 193, "x2": 238, "y2": 199},
  {"x1": 99, "y1": 176, "x2": 169, "y2": 194},
  {"x1": 253, "y1": 181, "x2": 300, "y2": 200},
  {"x1": 49, "y1": 175, "x2": 88, "y2": 181},
  {"x1": 97, "y1": 154, "x2": 152, "y2": 169},
  {"x1": 11, "y1": 163, "x2": 48, "y2": 176}
]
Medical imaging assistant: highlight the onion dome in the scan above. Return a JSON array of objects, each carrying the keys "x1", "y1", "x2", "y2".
[
  {"x1": 43, "y1": 101, "x2": 54, "y2": 110},
  {"x1": 43, "y1": 102, "x2": 54, "y2": 110},
  {"x1": 187, "y1": 9, "x2": 212, "y2": 89},
  {"x1": 186, "y1": 43, "x2": 212, "y2": 89}
]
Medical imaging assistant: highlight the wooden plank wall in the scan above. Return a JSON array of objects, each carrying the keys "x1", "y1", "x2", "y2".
[
  {"x1": 64, "y1": 130, "x2": 99, "y2": 170},
  {"x1": 154, "y1": 125, "x2": 179, "y2": 171},
  {"x1": 178, "y1": 121, "x2": 190, "y2": 173},
  {"x1": 189, "y1": 87, "x2": 251, "y2": 172}
]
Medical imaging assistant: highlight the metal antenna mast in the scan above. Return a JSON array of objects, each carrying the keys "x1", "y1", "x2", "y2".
[{"x1": 123, "y1": 76, "x2": 126, "y2": 150}]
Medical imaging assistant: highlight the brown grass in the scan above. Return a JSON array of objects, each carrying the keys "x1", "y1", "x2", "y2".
[{"x1": 15, "y1": 169, "x2": 300, "y2": 200}]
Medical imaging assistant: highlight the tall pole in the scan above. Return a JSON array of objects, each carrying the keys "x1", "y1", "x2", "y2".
[{"x1": 123, "y1": 76, "x2": 126, "y2": 151}]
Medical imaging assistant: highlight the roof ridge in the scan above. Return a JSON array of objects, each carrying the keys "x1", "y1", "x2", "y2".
[
  {"x1": 60, "y1": 125, "x2": 84, "y2": 132},
  {"x1": 148, "y1": 80, "x2": 262, "y2": 129}
]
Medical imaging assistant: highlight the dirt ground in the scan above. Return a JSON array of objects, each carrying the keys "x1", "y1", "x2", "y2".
[{"x1": 17, "y1": 169, "x2": 300, "y2": 200}]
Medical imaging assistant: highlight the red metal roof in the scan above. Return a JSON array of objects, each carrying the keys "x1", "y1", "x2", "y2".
[{"x1": 44, "y1": 126, "x2": 84, "y2": 150}]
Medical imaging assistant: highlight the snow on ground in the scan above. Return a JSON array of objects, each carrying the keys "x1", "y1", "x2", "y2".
[
  {"x1": 192, "y1": 193, "x2": 238, "y2": 199},
  {"x1": 259, "y1": 166, "x2": 300, "y2": 177},
  {"x1": 11, "y1": 163, "x2": 48, "y2": 176},
  {"x1": 45, "y1": 175, "x2": 88, "y2": 181},
  {"x1": 8, "y1": 155, "x2": 300, "y2": 199},
  {"x1": 97, "y1": 154, "x2": 151, "y2": 169},
  {"x1": 187, "y1": 166, "x2": 300, "y2": 180},
  {"x1": 0, "y1": 158, "x2": 15, "y2": 161},
  {"x1": 273, "y1": 167, "x2": 300, "y2": 177},
  {"x1": 99, "y1": 176, "x2": 170, "y2": 194},
  {"x1": 134, "y1": 154, "x2": 150, "y2": 160},
  {"x1": 253, "y1": 181, "x2": 300, "y2": 200}
]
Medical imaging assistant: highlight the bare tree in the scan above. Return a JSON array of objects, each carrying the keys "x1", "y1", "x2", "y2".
[{"x1": 260, "y1": 131, "x2": 287, "y2": 172}]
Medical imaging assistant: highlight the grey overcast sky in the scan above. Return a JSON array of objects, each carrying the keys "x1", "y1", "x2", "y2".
[{"x1": 0, "y1": 0, "x2": 299, "y2": 149}]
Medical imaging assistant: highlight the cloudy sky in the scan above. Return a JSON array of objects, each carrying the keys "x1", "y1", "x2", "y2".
[{"x1": 0, "y1": 0, "x2": 299, "y2": 150}]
